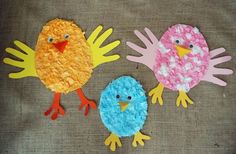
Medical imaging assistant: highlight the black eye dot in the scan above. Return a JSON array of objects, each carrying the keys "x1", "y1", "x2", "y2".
[
  {"x1": 48, "y1": 37, "x2": 54, "y2": 43},
  {"x1": 189, "y1": 44, "x2": 193, "y2": 48},
  {"x1": 127, "y1": 96, "x2": 132, "y2": 100},
  {"x1": 116, "y1": 95, "x2": 120, "y2": 99},
  {"x1": 64, "y1": 34, "x2": 70, "y2": 39},
  {"x1": 175, "y1": 40, "x2": 180, "y2": 44}
]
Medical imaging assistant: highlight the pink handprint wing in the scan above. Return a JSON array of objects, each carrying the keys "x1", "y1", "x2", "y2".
[
  {"x1": 126, "y1": 28, "x2": 158, "y2": 70},
  {"x1": 201, "y1": 48, "x2": 233, "y2": 86}
]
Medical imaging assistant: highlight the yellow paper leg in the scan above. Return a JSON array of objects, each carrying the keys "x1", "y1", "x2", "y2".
[
  {"x1": 104, "y1": 133, "x2": 122, "y2": 151},
  {"x1": 148, "y1": 83, "x2": 164, "y2": 105},
  {"x1": 176, "y1": 91, "x2": 194, "y2": 108},
  {"x1": 132, "y1": 131, "x2": 151, "y2": 147}
]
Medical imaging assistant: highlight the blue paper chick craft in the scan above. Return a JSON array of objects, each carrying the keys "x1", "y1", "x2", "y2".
[{"x1": 99, "y1": 76, "x2": 150, "y2": 151}]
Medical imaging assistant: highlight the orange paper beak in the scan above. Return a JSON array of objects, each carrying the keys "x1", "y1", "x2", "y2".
[
  {"x1": 53, "y1": 41, "x2": 68, "y2": 53},
  {"x1": 119, "y1": 102, "x2": 129, "y2": 112},
  {"x1": 175, "y1": 45, "x2": 191, "y2": 58}
]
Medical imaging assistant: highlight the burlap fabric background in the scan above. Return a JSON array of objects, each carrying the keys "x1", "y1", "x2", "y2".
[{"x1": 0, "y1": 0, "x2": 235, "y2": 153}]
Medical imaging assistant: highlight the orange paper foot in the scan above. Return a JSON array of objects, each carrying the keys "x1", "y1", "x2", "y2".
[
  {"x1": 76, "y1": 88, "x2": 97, "y2": 116},
  {"x1": 44, "y1": 93, "x2": 65, "y2": 120}
]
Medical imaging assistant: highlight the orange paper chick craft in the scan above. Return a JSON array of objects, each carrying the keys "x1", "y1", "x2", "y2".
[{"x1": 4, "y1": 19, "x2": 120, "y2": 120}]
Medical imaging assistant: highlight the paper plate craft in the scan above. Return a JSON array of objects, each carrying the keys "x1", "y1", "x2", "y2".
[
  {"x1": 3, "y1": 18, "x2": 120, "y2": 120},
  {"x1": 99, "y1": 76, "x2": 150, "y2": 151},
  {"x1": 127, "y1": 24, "x2": 233, "y2": 108}
]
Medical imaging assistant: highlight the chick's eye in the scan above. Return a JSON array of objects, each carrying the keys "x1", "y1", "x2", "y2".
[
  {"x1": 64, "y1": 34, "x2": 70, "y2": 39},
  {"x1": 189, "y1": 44, "x2": 193, "y2": 48},
  {"x1": 48, "y1": 37, "x2": 54, "y2": 43},
  {"x1": 175, "y1": 40, "x2": 180, "y2": 44},
  {"x1": 127, "y1": 96, "x2": 132, "y2": 100},
  {"x1": 116, "y1": 95, "x2": 120, "y2": 99}
]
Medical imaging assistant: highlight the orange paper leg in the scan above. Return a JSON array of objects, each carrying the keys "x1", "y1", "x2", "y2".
[
  {"x1": 76, "y1": 88, "x2": 97, "y2": 116},
  {"x1": 44, "y1": 93, "x2": 65, "y2": 120}
]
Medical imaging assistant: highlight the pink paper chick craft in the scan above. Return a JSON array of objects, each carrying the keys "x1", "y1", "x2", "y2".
[{"x1": 127, "y1": 24, "x2": 233, "y2": 108}]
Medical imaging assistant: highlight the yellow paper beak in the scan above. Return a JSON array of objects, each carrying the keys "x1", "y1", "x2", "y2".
[
  {"x1": 175, "y1": 45, "x2": 191, "y2": 58},
  {"x1": 119, "y1": 102, "x2": 129, "y2": 112}
]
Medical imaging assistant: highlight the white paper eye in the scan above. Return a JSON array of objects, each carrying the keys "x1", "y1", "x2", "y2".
[
  {"x1": 171, "y1": 36, "x2": 184, "y2": 45},
  {"x1": 175, "y1": 40, "x2": 180, "y2": 44},
  {"x1": 64, "y1": 34, "x2": 70, "y2": 39},
  {"x1": 175, "y1": 38, "x2": 184, "y2": 45},
  {"x1": 47, "y1": 36, "x2": 54, "y2": 43}
]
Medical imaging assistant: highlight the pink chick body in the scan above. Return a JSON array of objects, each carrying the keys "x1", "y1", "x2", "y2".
[{"x1": 153, "y1": 24, "x2": 210, "y2": 92}]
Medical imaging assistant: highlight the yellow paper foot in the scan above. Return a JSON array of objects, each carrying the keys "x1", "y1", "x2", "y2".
[
  {"x1": 104, "y1": 133, "x2": 122, "y2": 151},
  {"x1": 148, "y1": 83, "x2": 164, "y2": 105},
  {"x1": 132, "y1": 131, "x2": 151, "y2": 147},
  {"x1": 176, "y1": 91, "x2": 194, "y2": 108}
]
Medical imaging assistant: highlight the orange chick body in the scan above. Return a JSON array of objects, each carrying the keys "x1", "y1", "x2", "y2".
[{"x1": 35, "y1": 19, "x2": 93, "y2": 93}]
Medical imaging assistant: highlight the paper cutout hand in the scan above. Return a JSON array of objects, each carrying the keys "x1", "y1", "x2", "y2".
[
  {"x1": 87, "y1": 25, "x2": 120, "y2": 68},
  {"x1": 3, "y1": 40, "x2": 37, "y2": 78},
  {"x1": 126, "y1": 28, "x2": 158, "y2": 70},
  {"x1": 201, "y1": 48, "x2": 233, "y2": 86}
]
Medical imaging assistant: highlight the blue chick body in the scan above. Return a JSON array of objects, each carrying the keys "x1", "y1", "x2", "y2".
[{"x1": 99, "y1": 76, "x2": 148, "y2": 137}]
